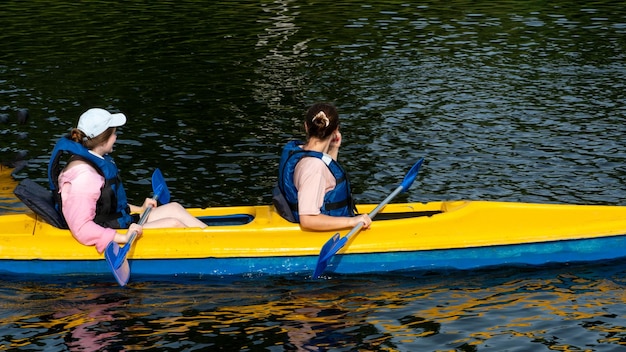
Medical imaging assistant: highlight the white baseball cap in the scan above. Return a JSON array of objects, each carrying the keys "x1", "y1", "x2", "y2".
[{"x1": 77, "y1": 108, "x2": 127, "y2": 138}]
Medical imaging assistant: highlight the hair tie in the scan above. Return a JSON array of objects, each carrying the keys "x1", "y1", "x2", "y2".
[{"x1": 313, "y1": 111, "x2": 330, "y2": 127}]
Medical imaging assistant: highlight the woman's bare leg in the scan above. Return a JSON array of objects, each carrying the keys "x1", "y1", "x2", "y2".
[{"x1": 144, "y1": 202, "x2": 207, "y2": 228}]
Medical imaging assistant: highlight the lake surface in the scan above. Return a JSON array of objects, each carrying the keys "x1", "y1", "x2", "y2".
[{"x1": 1, "y1": 0, "x2": 626, "y2": 350}]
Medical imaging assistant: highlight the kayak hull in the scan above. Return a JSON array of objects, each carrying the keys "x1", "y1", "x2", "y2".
[
  {"x1": 2, "y1": 233, "x2": 625, "y2": 277},
  {"x1": 3, "y1": 200, "x2": 626, "y2": 278}
]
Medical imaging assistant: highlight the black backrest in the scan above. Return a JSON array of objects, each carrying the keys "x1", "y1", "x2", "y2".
[{"x1": 13, "y1": 179, "x2": 68, "y2": 229}]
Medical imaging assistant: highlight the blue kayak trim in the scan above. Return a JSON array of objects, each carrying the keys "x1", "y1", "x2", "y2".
[{"x1": 2, "y1": 234, "x2": 625, "y2": 277}]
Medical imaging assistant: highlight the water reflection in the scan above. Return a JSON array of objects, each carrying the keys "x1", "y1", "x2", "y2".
[
  {"x1": 54, "y1": 292, "x2": 130, "y2": 351},
  {"x1": 2, "y1": 264, "x2": 626, "y2": 350},
  {"x1": 254, "y1": 0, "x2": 309, "y2": 112}
]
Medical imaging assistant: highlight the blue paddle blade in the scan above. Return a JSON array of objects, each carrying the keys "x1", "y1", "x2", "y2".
[
  {"x1": 400, "y1": 158, "x2": 424, "y2": 192},
  {"x1": 112, "y1": 238, "x2": 132, "y2": 269},
  {"x1": 321, "y1": 236, "x2": 348, "y2": 263},
  {"x1": 104, "y1": 242, "x2": 130, "y2": 286},
  {"x1": 312, "y1": 233, "x2": 340, "y2": 279},
  {"x1": 152, "y1": 168, "x2": 170, "y2": 204}
]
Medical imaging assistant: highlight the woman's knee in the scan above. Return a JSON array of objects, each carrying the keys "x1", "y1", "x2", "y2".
[{"x1": 162, "y1": 202, "x2": 186, "y2": 213}]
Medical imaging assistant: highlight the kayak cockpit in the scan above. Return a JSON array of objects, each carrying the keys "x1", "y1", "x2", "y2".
[
  {"x1": 200, "y1": 213, "x2": 255, "y2": 226},
  {"x1": 375, "y1": 210, "x2": 442, "y2": 220},
  {"x1": 196, "y1": 207, "x2": 442, "y2": 227}
]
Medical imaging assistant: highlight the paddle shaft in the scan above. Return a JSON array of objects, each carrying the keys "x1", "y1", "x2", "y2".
[
  {"x1": 124, "y1": 204, "x2": 152, "y2": 247},
  {"x1": 112, "y1": 196, "x2": 158, "y2": 269},
  {"x1": 343, "y1": 184, "x2": 403, "y2": 241}
]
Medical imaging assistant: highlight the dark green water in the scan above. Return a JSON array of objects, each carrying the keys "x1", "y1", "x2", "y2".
[{"x1": 2, "y1": 0, "x2": 626, "y2": 350}]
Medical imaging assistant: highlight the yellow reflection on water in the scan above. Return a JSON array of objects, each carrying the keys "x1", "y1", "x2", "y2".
[
  {"x1": 0, "y1": 165, "x2": 27, "y2": 214},
  {"x1": 2, "y1": 272, "x2": 626, "y2": 351}
]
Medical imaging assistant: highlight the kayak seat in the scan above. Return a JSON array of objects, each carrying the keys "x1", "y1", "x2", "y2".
[
  {"x1": 199, "y1": 214, "x2": 254, "y2": 226},
  {"x1": 374, "y1": 210, "x2": 442, "y2": 220},
  {"x1": 13, "y1": 179, "x2": 68, "y2": 229}
]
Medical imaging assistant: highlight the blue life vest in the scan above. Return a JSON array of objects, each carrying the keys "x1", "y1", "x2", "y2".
[
  {"x1": 48, "y1": 136, "x2": 133, "y2": 229},
  {"x1": 274, "y1": 140, "x2": 356, "y2": 222}
]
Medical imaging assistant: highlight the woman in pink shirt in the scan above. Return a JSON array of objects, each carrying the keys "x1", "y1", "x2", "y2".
[{"x1": 53, "y1": 108, "x2": 206, "y2": 253}]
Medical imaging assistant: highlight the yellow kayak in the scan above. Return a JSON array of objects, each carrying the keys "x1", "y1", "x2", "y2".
[{"x1": 3, "y1": 198, "x2": 626, "y2": 277}]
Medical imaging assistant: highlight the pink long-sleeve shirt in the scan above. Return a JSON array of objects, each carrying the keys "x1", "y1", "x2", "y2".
[{"x1": 58, "y1": 163, "x2": 117, "y2": 253}]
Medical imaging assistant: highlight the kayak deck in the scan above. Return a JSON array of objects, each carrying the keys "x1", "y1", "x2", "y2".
[{"x1": 2, "y1": 200, "x2": 626, "y2": 277}]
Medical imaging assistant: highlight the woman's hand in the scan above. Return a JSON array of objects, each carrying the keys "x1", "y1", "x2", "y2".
[
  {"x1": 114, "y1": 223, "x2": 143, "y2": 244},
  {"x1": 329, "y1": 130, "x2": 342, "y2": 149},
  {"x1": 350, "y1": 214, "x2": 372, "y2": 229},
  {"x1": 141, "y1": 198, "x2": 158, "y2": 212},
  {"x1": 327, "y1": 130, "x2": 342, "y2": 160}
]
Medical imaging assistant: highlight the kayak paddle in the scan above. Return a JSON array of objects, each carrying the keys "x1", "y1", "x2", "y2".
[
  {"x1": 312, "y1": 158, "x2": 425, "y2": 279},
  {"x1": 104, "y1": 168, "x2": 171, "y2": 286}
]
